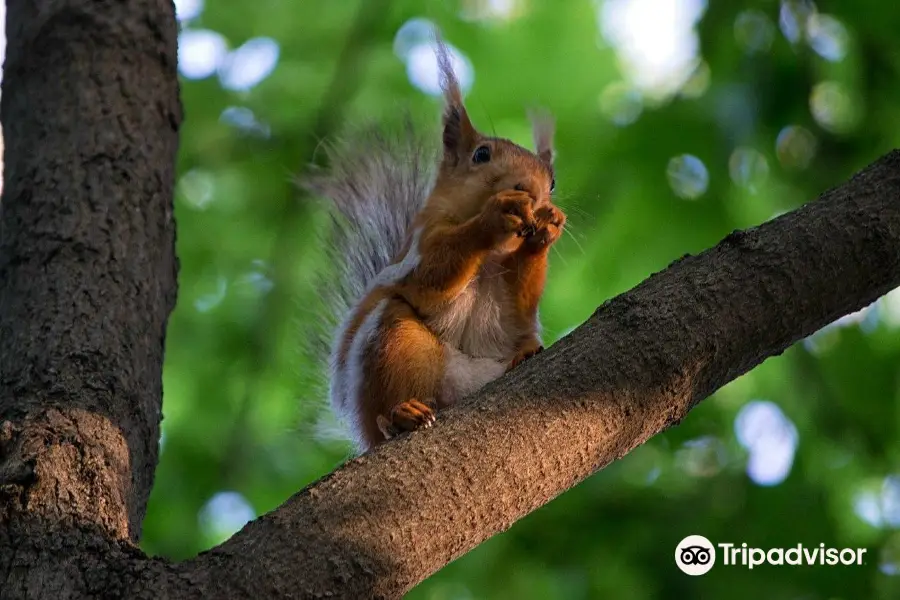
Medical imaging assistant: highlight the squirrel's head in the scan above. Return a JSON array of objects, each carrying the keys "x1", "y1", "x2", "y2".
[{"x1": 429, "y1": 35, "x2": 555, "y2": 222}]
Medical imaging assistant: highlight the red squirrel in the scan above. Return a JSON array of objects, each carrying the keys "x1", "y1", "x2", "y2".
[{"x1": 306, "y1": 37, "x2": 565, "y2": 451}]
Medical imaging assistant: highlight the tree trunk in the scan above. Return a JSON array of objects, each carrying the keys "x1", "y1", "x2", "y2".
[
  {"x1": 0, "y1": 1, "x2": 898, "y2": 599},
  {"x1": 0, "y1": 0, "x2": 181, "y2": 595}
]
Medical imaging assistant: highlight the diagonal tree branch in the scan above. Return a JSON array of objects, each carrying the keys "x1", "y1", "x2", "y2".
[{"x1": 163, "y1": 150, "x2": 900, "y2": 598}]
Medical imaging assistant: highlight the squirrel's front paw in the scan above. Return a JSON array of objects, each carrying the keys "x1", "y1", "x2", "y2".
[
  {"x1": 377, "y1": 398, "x2": 436, "y2": 441},
  {"x1": 522, "y1": 205, "x2": 565, "y2": 251},
  {"x1": 482, "y1": 190, "x2": 537, "y2": 243}
]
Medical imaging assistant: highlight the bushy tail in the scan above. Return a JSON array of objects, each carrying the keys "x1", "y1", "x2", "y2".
[
  {"x1": 298, "y1": 120, "x2": 437, "y2": 441},
  {"x1": 304, "y1": 123, "x2": 435, "y2": 324}
]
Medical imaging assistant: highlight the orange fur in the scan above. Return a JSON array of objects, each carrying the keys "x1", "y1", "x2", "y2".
[{"x1": 330, "y1": 36, "x2": 565, "y2": 451}]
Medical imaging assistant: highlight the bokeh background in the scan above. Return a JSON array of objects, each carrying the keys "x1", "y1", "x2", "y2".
[{"x1": 140, "y1": 0, "x2": 900, "y2": 598}]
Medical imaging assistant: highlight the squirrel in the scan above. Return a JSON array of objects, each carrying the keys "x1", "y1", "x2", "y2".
[{"x1": 304, "y1": 36, "x2": 565, "y2": 452}]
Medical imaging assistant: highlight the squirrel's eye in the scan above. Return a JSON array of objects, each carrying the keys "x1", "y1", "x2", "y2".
[
  {"x1": 472, "y1": 145, "x2": 491, "y2": 164},
  {"x1": 550, "y1": 178, "x2": 556, "y2": 193}
]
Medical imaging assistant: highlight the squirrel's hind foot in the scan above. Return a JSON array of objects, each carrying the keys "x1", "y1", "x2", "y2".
[{"x1": 377, "y1": 398, "x2": 436, "y2": 441}]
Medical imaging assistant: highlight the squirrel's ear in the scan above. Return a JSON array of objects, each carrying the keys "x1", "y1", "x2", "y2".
[
  {"x1": 434, "y1": 31, "x2": 477, "y2": 161},
  {"x1": 442, "y1": 104, "x2": 477, "y2": 160},
  {"x1": 529, "y1": 109, "x2": 555, "y2": 166}
]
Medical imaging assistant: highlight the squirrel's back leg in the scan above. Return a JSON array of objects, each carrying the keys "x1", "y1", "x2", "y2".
[{"x1": 352, "y1": 297, "x2": 445, "y2": 450}]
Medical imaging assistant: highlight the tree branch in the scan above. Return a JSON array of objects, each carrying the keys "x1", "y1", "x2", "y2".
[{"x1": 166, "y1": 151, "x2": 900, "y2": 598}]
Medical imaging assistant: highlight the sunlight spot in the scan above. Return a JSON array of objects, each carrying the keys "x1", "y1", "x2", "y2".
[
  {"x1": 599, "y1": 81, "x2": 643, "y2": 125},
  {"x1": 219, "y1": 37, "x2": 280, "y2": 92},
  {"x1": 666, "y1": 154, "x2": 708, "y2": 200},
  {"x1": 237, "y1": 260, "x2": 275, "y2": 296},
  {"x1": 393, "y1": 18, "x2": 435, "y2": 60},
  {"x1": 746, "y1": 446, "x2": 794, "y2": 486},
  {"x1": 728, "y1": 147, "x2": 769, "y2": 192},
  {"x1": 852, "y1": 477, "x2": 900, "y2": 529},
  {"x1": 807, "y1": 13, "x2": 849, "y2": 62},
  {"x1": 734, "y1": 10, "x2": 775, "y2": 54},
  {"x1": 881, "y1": 287, "x2": 900, "y2": 328},
  {"x1": 882, "y1": 476, "x2": 900, "y2": 528},
  {"x1": 199, "y1": 491, "x2": 256, "y2": 542},
  {"x1": 194, "y1": 274, "x2": 228, "y2": 313},
  {"x1": 460, "y1": 0, "x2": 525, "y2": 22},
  {"x1": 174, "y1": 0, "x2": 204, "y2": 22},
  {"x1": 597, "y1": 0, "x2": 707, "y2": 98},
  {"x1": 810, "y1": 81, "x2": 859, "y2": 133},
  {"x1": 177, "y1": 169, "x2": 215, "y2": 210},
  {"x1": 406, "y1": 41, "x2": 474, "y2": 97},
  {"x1": 220, "y1": 106, "x2": 271, "y2": 138},
  {"x1": 854, "y1": 490, "x2": 883, "y2": 527},
  {"x1": 676, "y1": 436, "x2": 726, "y2": 477},
  {"x1": 393, "y1": 18, "x2": 474, "y2": 96},
  {"x1": 178, "y1": 30, "x2": 229, "y2": 79},
  {"x1": 776, "y1": 125, "x2": 817, "y2": 169},
  {"x1": 734, "y1": 400, "x2": 798, "y2": 486},
  {"x1": 779, "y1": 0, "x2": 817, "y2": 44},
  {"x1": 242, "y1": 271, "x2": 273, "y2": 294}
]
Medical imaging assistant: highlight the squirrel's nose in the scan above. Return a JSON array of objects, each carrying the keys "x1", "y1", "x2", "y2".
[
  {"x1": 513, "y1": 182, "x2": 537, "y2": 201},
  {"x1": 514, "y1": 182, "x2": 544, "y2": 205}
]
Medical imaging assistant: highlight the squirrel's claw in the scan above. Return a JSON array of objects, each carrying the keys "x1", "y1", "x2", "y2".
[
  {"x1": 521, "y1": 205, "x2": 565, "y2": 250},
  {"x1": 518, "y1": 223, "x2": 538, "y2": 238},
  {"x1": 378, "y1": 398, "x2": 436, "y2": 441}
]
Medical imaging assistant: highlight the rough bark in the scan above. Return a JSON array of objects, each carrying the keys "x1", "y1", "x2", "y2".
[
  {"x1": 0, "y1": 0, "x2": 180, "y2": 595},
  {"x1": 1, "y1": 0, "x2": 899, "y2": 599}
]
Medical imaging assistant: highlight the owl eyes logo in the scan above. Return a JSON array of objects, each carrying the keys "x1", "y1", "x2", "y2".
[
  {"x1": 680, "y1": 545, "x2": 712, "y2": 565},
  {"x1": 675, "y1": 535, "x2": 716, "y2": 575}
]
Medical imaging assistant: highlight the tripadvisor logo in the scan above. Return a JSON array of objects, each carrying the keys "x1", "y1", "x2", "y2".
[
  {"x1": 675, "y1": 535, "x2": 868, "y2": 575},
  {"x1": 676, "y1": 535, "x2": 716, "y2": 575}
]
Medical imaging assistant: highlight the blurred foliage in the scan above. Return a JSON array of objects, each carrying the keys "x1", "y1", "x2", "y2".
[{"x1": 143, "y1": 0, "x2": 900, "y2": 597}]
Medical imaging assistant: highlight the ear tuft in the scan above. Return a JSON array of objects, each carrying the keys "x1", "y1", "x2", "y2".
[
  {"x1": 528, "y1": 108, "x2": 555, "y2": 165},
  {"x1": 434, "y1": 28, "x2": 477, "y2": 160},
  {"x1": 434, "y1": 29, "x2": 463, "y2": 109}
]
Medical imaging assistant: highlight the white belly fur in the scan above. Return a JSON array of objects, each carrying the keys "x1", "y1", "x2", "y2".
[{"x1": 427, "y1": 261, "x2": 519, "y2": 406}]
